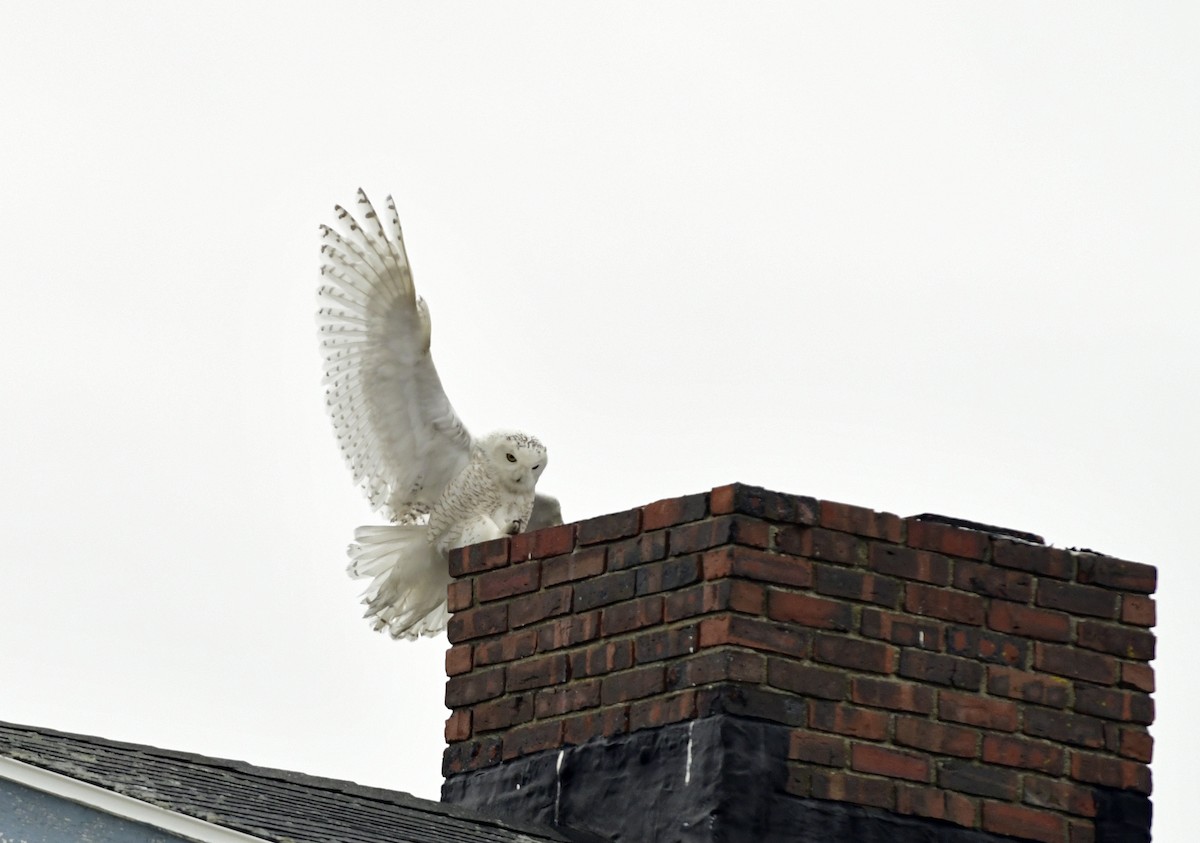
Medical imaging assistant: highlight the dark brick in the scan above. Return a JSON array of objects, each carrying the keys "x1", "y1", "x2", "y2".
[
  {"x1": 988, "y1": 666, "x2": 1070, "y2": 708},
  {"x1": 788, "y1": 729, "x2": 847, "y2": 767},
  {"x1": 895, "y1": 785, "x2": 978, "y2": 827},
  {"x1": 447, "y1": 579, "x2": 473, "y2": 612},
  {"x1": 867, "y1": 544, "x2": 952, "y2": 585},
  {"x1": 606, "y1": 530, "x2": 668, "y2": 571},
  {"x1": 899, "y1": 650, "x2": 984, "y2": 690},
  {"x1": 708, "y1": 546, "x2": 813, "y2": 587},
  {"x1": 473, "y1": 628, "x2": 538, "y2": 666},
  {"x1": 509, "y1": 585, "x2": 572, "y2": 628},
  {"x1": 982, "y1": 802, "x2": 1066, "y2": 843},
  {"x1": 1037, "y1": 579, "x2": 1120, "y2": 619},
  {"x1": 986, "y1": 601, "x2": 1071, "y2": 642},
  {"x1": 575, "y1": 508, "x2": 641, "y2": 545},
  {"x1": 600, "y1": 594, "x2": 663, "y2": 635},
  {"x1": 808, "y1": 701, "x2": 889, "y2": 740},
  {"x1": 952, "y1": 560, "x2": 1032, "y2": 601},
  {"x1": 641, "y1": 492, "x2": 709, "y2": 530},
  {"x1": 449, "y1": 538, "x2": 511, "y2": 576},
  {"x1": 665, "y1": 649, "x2": 766, "y2": 688},
  {"x1": 1035, "y1": 642, "x2": 1119, "y2": 684},
  {"x1": 1076, "y1": 554, "x2": 1157, "y2": 594},
  {"x1": 673, "y1": 515, "x2": 770, "y2": 554},
  {"x1": 767, "y1": 658, "x2": 848, "y2": 700},
  {"x1": 815, "y1": 564, "x2": 902, "y2": 607},
  {"x1": 812, "y1": 633, "x2": 896, "y2": 674},
  {"x1": 634, "y1": 625, "x2": 698, "y2": 664},
  {"x1": 474, "y1": 694, "x2": 533, "y2": 732},
  {"x1": 501, "y1": 719, "x2": 564, "y2": 760},
  {"x1": 697, "y1": 684, "x2": 808, "y2": 726},
  {"x1": 777, "y1": 526, "x2": 866, "y2": 566},
  {"x1": 939, "y1": 690, "x2": 1018, "y2": 731},
  {"x1": 506, "y1": 653, "x2": 567, "y2": 692},
  {"x1": 534, "y1": 680, "x2": 601, "y2": 718},
  {"x1": 1024, "y1": 708, "x2": 1106, "y2": 749},
  {"x1": 1069, "y1": 750, "x2": 1152, "y2": 793},
  {"x1": 819, "y1": 500, "x2": 904, "y2": 541},
  {"x1": 509, "y1": 523, "x2": 575, "y2": 561},
  {"x1": 905, "y1": 583, "x2": 985, "y2": 626},
  {"x1": 982, "y1": 734, "x2": 1065, "y2": 774},
  {"x1": 710, "y1": 483, "x2": 819, "y2": 524},
  {"x1": 906, "y1": 520, "x2": 989, "y2": 561},
  {"x1": 767, "y1": 590, "x2": 854, "y2": 631},
  {"x1": 1023, "y1": 775, "x2": 1097, "y2": 817},
  {"x1": 534, "y1": 612, "x2": 600, "y2": 652},
  {"x1": 860, "y1": 609, "x2": 943, "y2": 650},
  {"x1": 476, "y1": 562, "x2": 539, "y2": 602},
  {"x1": 728, "y1": 580, "x2": 766, "y2": 615},
  {"x1": 600, "y1": 665, "x2": 665, "y2": 704},
  {"x1": 1076, "y1": 620, "x2": 1155, "y2": 661},
  {"x1": 810, "y1": 769, "x2": 895, "y2": 810},
  {"x1": 1121, "y1": 594, "x2": 1156, "y2": 627},
  {"x1": 993, "y1": 540, "x2": 1074, "y2": 580},
  {"x1": 445, "y1": 666, "x2": 505, "y2": 707},
  {"x1": 446, "y1": 644, "x2": 473, "y2": 676},
  {"x1": 562, "y1": 706, "x2": 629, "y2": 745},
  {"x1": 573, "y1": 570, "x2": 636, "y2": 611},
  {"x1": 541, "y1": 547, "x2": 606, "y2": 586},
  {"x1": 852, "y1": 743, "x2": 930, "y2": 782},
  {"x1": 894, "y1": 717, "x2": 978, "y2": 758},
  {"x1": 663, "y1": 581, "x2": 732, "y2": 621},
  {"x1": 946, "y1": 626, "x2": 1027, "y2": 667},
  {"x1": 698, "y1": 614, "x2": 811, "y2": 657},
  {"x1": 629, "y1": 690, "x2": 697, "y2": 731},
  {"x1": 569, "y1": 639, "x2": 633, "y2": 677},
  {"x1": 851, "y1": 678, "x2": 935, "y2": 714},
  {"x1": 937, "y1": 760, "x2": 1020, "y2": 800},
  {"x1": 441, "y1": 735, "x2": 502, "y2": 776},
  {"x1": 1119, "y1": 662, "x2": 1155, "y2": 693},
  {"x1": 1118, "y1": 728, "x2": 1153, "y2": 763},
  {"x1": 1074, "y1": 684, "x2": 1154, "y2": 724},
  {"x1": 635, "y1": 555, "x2": 701, "y2": 595},
  {"x1": 447, "y1": 603, "x2": 508, "y2": 643}
]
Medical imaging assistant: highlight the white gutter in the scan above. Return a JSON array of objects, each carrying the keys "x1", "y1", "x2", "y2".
[{"x1": 0, "y1": 755, "x2": 269, "y2": 843}]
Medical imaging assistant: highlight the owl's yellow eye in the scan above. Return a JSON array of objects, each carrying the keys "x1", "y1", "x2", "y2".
[{"x1": 506, "y1": 453, "x2": 517, "y2": 463}]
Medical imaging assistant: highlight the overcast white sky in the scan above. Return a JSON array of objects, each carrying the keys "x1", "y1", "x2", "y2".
[{"x1": 1, "y1": 2, "x2": 1195, "y2": 838}]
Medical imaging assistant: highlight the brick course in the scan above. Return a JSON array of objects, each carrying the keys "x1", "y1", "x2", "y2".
[{"x1": 442, "y1": 483, "x2": 1155, "y2": 843}]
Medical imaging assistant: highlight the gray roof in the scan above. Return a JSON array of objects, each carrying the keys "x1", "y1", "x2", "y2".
[{"x1": 0, "y1": 720, "x2": 586, "y2": 843}]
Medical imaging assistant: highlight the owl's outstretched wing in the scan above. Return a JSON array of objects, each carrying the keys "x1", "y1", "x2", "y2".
[{"x1": 317, "y1": 189, "x2": 472, "y2": 521}]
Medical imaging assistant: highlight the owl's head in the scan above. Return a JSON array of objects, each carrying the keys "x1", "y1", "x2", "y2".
[{"x1": 481, "y1": 430, "x2": 547, "y2": 492}]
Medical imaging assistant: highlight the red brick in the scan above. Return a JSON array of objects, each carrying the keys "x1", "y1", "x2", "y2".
[
  {"x1": 600, "y1": 664, "x2": 665, "y2": 704},
  {"x1": 509, "y1": 585, "x2": 572, "y2": 628},
  {"x1": 699, "y1": 614, "x2": 811, "y2": 657},
  {"x1": 939, "y1": 690, "x2": 1018, "y2": 731},
  {"x1": 663, "y1": 581, "x2": 733, "y2": 621},
  {"x1": 641, "y1": 493, "x2": 708, "y2": 531},
  {"x1": 629, "y1": 690, "x2": 697, "y2": 731},
  {"x1": 575, "y1": 509, "x2": 641, "y2": 545},
  {"x1": 813, "y1": 633, "x2": 896, "y2": 674},
  {"x1": 534, "y1": 680, "x2": 601, "y2": 718},
  {"x1": 1035, "y1": 642, "x2": 1119, "y2": 684},
  {"x1": 1076, "y1": 554, "x2": 1157, "y2": 594},
  {"x1": 665, "y1": 649, "x2": 766, "y2": 688},
  {"x1": 445, "y1": 666, "x2": 505, "y2": 707},
  {"x1": 509, "y1": 523, "x2": 576, "y2": 561},
  {"x1": 1119, "y1": 662, "x2": 1155, "y2": 693},
  {"x1": 506, "y1": 653, "x2": 567, "y2": 692},
  {"x1": 982, "y1": 801, "x2": 1066, "y2": 843},
  {"x1": 1023, "y1": 708, "x2": 1106, "y2": 749},
  {"x1": 851, "y1": 678, "x2": 935, "y2": 714},
  {"x1": 788, "y1": 729, "x2": 847, "y2": 766},
  {"x1": 937, "y1": 760, "x2": 1020, "y2": 800},
  {"x1": 446, "y1": 644, "x2": 473, "y2": 676},
  {"x1": 1037, "y1": 579, "x2": 1119, "y2": 619},
  {"x1": 867, "y1": 544, "x2": 952, "y2": 585},
  {"x1": 987, "y1": 600, "x2": 1071, "y2": 642},
  {"x1": 777, "y1": 526, "x2": 866, "y2": 566},
  {"x1": 899, "y1": 650, "x2": 983, "y2": 690},
  {"x1": 600, "y1": 594, "x2": 663, "y2": 635},
  {"x1": 562, "y1": 706, "x2": 629, "y2": 745},
  {"x1": 729, "y1": 580, "x2": 766, "y2": 614},
  {"x1": 988, "y1": 665, "x2": 1070, "y2": 708},
  {"x1": 1069, "y1": 750, "x2": 1152, "y2": 793},
  {"x1": 446, "y1": 603, "x2": 508, "y2": 643},
  {"x1": 767, "y1": 590, "x2": 854, "y2": 631},
  {"x1": 441, "y1": 735, "x2": 502, "y2": 776},
  {"x1": 860, "y1": 609, "x2": 943, "y2": 650},
  {"x1": 894, "y1": 717, "x2": 978, "y2": 758},
  {"x1": 982, "y1": 734, "x2": 1065, "y2": 774},
  {"x1": 450, "y1": 538, "x2": 511, "y2": 576},
  {"x1": 572, "y1": 570, "x2": 636, "y2": 611},
  {"x1": 534, "y1": 612, "x2": 600, "y2": 652},
  {"x1": 808, "y1": 701, "x2": 890, "y2": 740},
  {"x1": 473, "y1": 693, "x2": 533, "y2": 732},
  {"x1": 1074, "y1": 684, "x2": 1154, "y2": 724},
  {"x1": 606, "y1": 530, "x2": 668, "y2": 570},
  {"x1": 851, "y1": 743, "x2": 930, "y2": 782},
  {"x1": 696, "y1": 684, "x2": 807, "y2": 726},
  {"x1": 1024, "y1": 774, "x2": 1097, "y2": 817},
  {"x1": 953, "y1": 560, "x2": 1033, "y2": 601},
  {"x1": 819, "y1": 500, "x2": 904, "y2": 542},
  {"x1": 445, "y1": 709, "x2": 472, "y2": 742},
  {"x1": 447, "y1": 579, "x2": 473, "y2": 612},
  {"x1": 1118, "y1": 728, "x2": 1153, "y2": 763},
  {"x1": 767, "y1": 658, "x2": 848, "y2": 700},
  {"x1": 570, "y1": 639, "x2": 633, "y2": 678},
  {"x1": 815, "y1": 565, "x2": 902, "y2": 607},
  {"x1": 1076, "y1": 620, "x2": 1155, "y2": 661},
  {"x1": 636, "y1": 555, "x2": 701, "y2": 595},
  {"x1": 634, "y1": 625, "x2": 699, "y2": 664},
  {"x1": 673, "y1": 515, "x2": 771, "y2": 553},
  {"x1": 541, "y1": 547, "x2": 606, "y2": 586},
  {"x1": 906, "y1": 520, "x2": 989, "y2": 561},
  {"x1": 993, "y1": 540, "x2": 1074, "y2": 579},
  {"x1": 473, "y1": 628, "x2": 538, "y2": 666},
  {"x1": 711, "y1": 483, "x2": 819, "y2": 524},
  {"x1": 810, "y1": 769, "x2": 895, "y2": 810},
  {"x1": 905, "y1": 584, "x2": 985, "y2": 626},
  {"x1": 1121, "y1": 594, "x2": 1156, "y2": 627},
  {"x1": 1069, "y1": 820, "x2": 1096, "y2": 843},
  {"x1": 716, "y1": 546, "x2": 813, "y2": 587},
  {"x1": 895, "y1": 784, "x2": 977, "y2": 827},
  {"x1": 476, "y1": 562, "x2": 540, "y2": 602},
  {"x1": 501, "y1": 719, "x2": 564, "y2": 760},
  {"x1": 946, "y1": 626, "x2": 1027, "y2": 667}
]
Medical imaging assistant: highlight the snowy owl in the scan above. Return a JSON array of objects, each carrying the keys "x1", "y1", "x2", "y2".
[{"x1": 317, "y1": 189, "x2": 558, "y2": 639}]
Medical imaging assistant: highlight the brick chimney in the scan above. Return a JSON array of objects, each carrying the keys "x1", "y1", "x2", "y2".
[{"x1": 440, "y1": 484, "x2": 1155, "y2": 843}]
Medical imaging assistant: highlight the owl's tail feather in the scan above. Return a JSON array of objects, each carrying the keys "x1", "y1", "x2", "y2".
[{"x1": 347, "y1": 524, "x2": 450, "y2": 640}]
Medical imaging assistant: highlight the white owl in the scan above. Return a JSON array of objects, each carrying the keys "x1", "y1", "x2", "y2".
[{"x1": 317, "y1": 190, "x2": 557, "y2": 639}]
